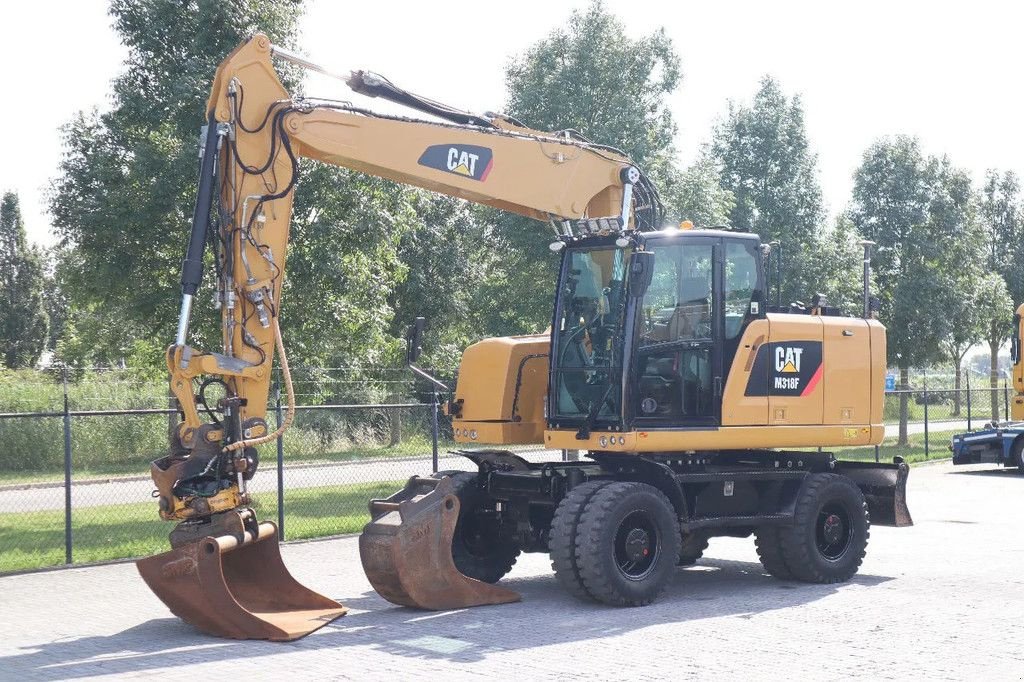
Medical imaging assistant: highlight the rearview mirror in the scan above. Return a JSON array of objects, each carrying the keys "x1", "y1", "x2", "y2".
[
  {"x1": 406, "y1": 317, "x2": 425, "y2": 364},
  {"x1": 628, "y1": 251, "x2": 655, "y2": 298}
]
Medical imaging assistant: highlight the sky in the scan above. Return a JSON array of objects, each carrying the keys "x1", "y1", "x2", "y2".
[{"x1": 2, "y1": 0, "x2": 1023, "y2": 247}]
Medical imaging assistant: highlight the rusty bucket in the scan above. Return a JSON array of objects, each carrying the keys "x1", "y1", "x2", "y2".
[
  {"x1": 137, "y1": 521, "x2": 346, "y2": 640},
  {"x1": 359, "y1": 475, "x2": 520, "y2": 610}
]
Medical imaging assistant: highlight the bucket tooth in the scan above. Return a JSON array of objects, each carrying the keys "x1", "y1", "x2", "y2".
[
  {"x1": 137, "y1": 521, "x2": 346, "y2": 640},
  {"x1": 359, "y1": 475, "x2": 521, "y2": 610}
]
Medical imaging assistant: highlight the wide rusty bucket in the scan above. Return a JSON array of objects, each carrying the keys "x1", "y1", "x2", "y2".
[
  {"x1": 137, "y1": 521, "x2": 346, "y2": 640},
  {"x1": 359, "y1": 475, "x2": 520, "y2": 610}
]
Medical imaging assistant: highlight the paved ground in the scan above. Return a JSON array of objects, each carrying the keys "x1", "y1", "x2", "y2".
[
  {"x1": 0, "y1": 421, "x2": 966, "y2": 513},
  {"x1": 2, "y1": 460, "x2": 1022, "y2": 680}
]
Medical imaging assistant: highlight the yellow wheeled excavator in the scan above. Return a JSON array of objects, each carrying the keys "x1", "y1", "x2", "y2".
[{"x1": 141, "y1": 34, "x2": 912, "y2": 640}]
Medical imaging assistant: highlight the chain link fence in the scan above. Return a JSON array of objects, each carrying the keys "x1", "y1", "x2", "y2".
[
  {"x1": 0, "y1": 365, "x2": 1012, "y2": 574},
  {"x1": 0, "y1": 366, "x2": 553, "y2": 574}
]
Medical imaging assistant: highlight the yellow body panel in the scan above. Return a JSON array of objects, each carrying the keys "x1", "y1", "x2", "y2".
[
  {"x1": 544, "y1": 424, "x2": 876, "y2": 452},
  {"x1": 1013, "y1": 303, "x2": 1024, "y2": 420},
  {"x1": 458, "y1": 313, "x2": 887, "y2": 451},
  {"x1": 451, "y1": 335, "x2": 548, "y2": 445},
  {"x1": 721, "y1": 319, "x2": 770, "y2": 426}
]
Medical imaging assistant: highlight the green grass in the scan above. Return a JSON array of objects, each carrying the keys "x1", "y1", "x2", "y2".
[
  {"x1": 803, "y1": 429, "x2": 956, "y2": 466},
  {"x1": 0, "y1": 480, "x2": 403, "y2": 574}
]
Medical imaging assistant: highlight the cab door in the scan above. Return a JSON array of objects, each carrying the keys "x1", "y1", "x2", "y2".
[{"x1": 631, "y1": 236, "x2": 722, "y2": 426}]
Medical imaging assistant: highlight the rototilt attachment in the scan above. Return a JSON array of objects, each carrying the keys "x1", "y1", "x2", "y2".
[
  {"x1": 136, "y1": 517, "x2": 346, "y2": 640},
  {"x1": 359, "y1": 475, "x2": 521, "y2": 609}
]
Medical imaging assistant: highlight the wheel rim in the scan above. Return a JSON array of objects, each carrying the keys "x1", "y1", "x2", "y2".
[
  {"x1": 816, "y1": 502, "x2": 853, "y2": 561},
  {"x1": 614, "y1": 510, "x2": 660, "y2": 580}
]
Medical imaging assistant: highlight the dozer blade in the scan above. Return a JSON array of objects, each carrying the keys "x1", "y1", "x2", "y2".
[
  {"x1": 359, "y1": 475, "x2": 521, "y2": 610},
  {"x1": 137, "y1": 521, "x2": 346, "y2": 640},
  {"x1": 836, "y1": 458, "x2": 914, "y2": 527}
]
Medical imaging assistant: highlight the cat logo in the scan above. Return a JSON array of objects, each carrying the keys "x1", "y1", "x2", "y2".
[
  {"x1": 744, "y1": 341, "x2": 823, "y2": 398},
  {"x1": 775, "y1": 347, "x2": 803, "y2": 373},
  {"x1": 418, "y1": 144, "x2": 494, "y2": 181}
]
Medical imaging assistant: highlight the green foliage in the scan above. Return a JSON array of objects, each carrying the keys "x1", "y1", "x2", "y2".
[
  {"x1": 800, "y1": 215, "x2": 868, "y2": 314},
  {"x1": 505, "y1": 0, "x2": 680, "y2": 176},
  {"x1": 666, "y1": 152, "x2": 736, "y2": 227},
  {"x1": 711, "y1": 77, "x2": 825, "y2": 304},
  {"x1": 0, "y1": 192, "x2": 48, "y2": 368},
  {"x1": 850, "y1": 136, "x2": 985, "y2": 369},
  {"x1": 48, "y1": 1, "x2": 306, "y2": 365},
  {"x1": 466, "y1": 1, "x2": 684, "y2": 336},
  {"x1": 979, "y1": 170, "x2": 1024, "y2": 301}
]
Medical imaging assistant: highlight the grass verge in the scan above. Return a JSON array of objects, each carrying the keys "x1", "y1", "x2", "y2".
[{"x1": 0, "y1": 480, "x2": 402, "y2": 574}]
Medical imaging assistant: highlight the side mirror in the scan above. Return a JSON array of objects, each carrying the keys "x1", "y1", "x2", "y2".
[
  {"x1": 1012, "y1": 314, "x2": 1021, "y2": 366},
  {"x1": 406, "y1": 317, "x2": 425, "y2": 364},
  {"x1": 628, "y1": 251, "x2": 655, "y2": 298}
]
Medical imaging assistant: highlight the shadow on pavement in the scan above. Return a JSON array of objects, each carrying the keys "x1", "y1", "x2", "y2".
[
  {"x1": 5, "y1": 558, "x2": 894, "y2": 677},
  {"x1": 948, "y1": 468, "x2": 1023, "y2": 478}
]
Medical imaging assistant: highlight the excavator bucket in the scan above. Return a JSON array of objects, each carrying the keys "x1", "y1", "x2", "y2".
[
  {"x1": 137, "y1": 521, "x2": 346, "y2": 640},
  {"x1": 359, "y1": 475, "x2": 521, "y2": 610}
]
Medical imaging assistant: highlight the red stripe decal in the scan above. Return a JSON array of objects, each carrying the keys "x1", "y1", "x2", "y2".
[
  {"x1": 480, "y1": 158, "x2": 494, "y2": 181},
  {"x1": 801, "y1": 364, "x2": 823, "y2": 397}
]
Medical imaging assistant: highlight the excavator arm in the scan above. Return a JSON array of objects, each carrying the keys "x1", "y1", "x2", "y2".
[{"x1": 138, "y1": 33, "x2": 659, "y2": 640}]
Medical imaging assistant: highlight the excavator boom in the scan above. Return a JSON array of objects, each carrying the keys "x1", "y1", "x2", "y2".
[{"x1": 142, "y1": 33, "x2": 656, "y2": 639}]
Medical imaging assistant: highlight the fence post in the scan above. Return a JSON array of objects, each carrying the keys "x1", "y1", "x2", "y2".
[
  {"x1": 61, "y1": 366, "x2": 73, "y2": 565},
  {"x1": 430, "y1": 391, "x2": 440, "y2": 474},
  {"x1": 874, "y1": 444, "x2": 880, "y2": 463},
  {"x1": 922, "y1": 372, "x2": 929, "y2": 459},
  {"x1": 274, "y1": 382, "x2": 285, "y2": 540},
  {"x1": 966, "y1": 371, "x2": 972, "y2": 431}
]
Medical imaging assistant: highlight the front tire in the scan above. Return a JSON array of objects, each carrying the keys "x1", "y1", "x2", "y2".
[
  {"x1": 446, "y1": 473, "x2": 520, "y2": 583},
  {"x1": 549, "y1": 480, "x2": 611, "y2": 601},
  {"x1": 574, "y1": 482, "x2": 681, "y2": 606},
  {"x1": 778, "y1": 473, "x2": 869, "y2": 584}
]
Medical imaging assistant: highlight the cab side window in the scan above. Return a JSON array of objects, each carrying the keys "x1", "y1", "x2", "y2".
[{"x1": 724, "y1": 240, "x2": 760, "y2": 340}]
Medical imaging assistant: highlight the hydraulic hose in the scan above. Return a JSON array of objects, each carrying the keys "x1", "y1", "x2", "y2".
[{"x1": 222, "y1": 317, "x2": 295, "y2": 453}]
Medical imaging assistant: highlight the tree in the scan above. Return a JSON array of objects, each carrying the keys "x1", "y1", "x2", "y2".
[
  {"x1": 667, "y1": 152, "x2": 735, "y2": 227},
  {"x1": 49, "y1": 2, "x2": 307, "y2": 366},
  {"x1": 711, "y1": 77, "x2": 825, "y2": 304},
  {"x1": 799, "y1": 215, "x2": 868, "y2": 315},
  {"x1": 471, "y1": 0, "x2": 683, "y2": 336},
  {"x1": 941, "y1": 269, "x2": 1005, "y2": 415},
  {"x1": 0, "y1": 192, "x2": 48, "y2": 368},
  {"x1": 977, "y1": 170, "x2": 1023, "y2": 418},
  {"x1": 850, "y1": 136, "x2": 984, "y2": 443}
]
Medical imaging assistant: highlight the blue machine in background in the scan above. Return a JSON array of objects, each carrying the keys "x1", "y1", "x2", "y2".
[{"x1": 951, "y1": 423, "x2": 1024, "y2": 471}]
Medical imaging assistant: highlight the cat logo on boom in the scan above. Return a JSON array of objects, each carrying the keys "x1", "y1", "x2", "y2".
[{"x1": 418, "y1": 144, "x2": 494, "y2": 181}]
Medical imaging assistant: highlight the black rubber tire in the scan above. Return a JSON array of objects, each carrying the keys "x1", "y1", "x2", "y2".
[
  {"x1": 677, "y1": 531, "x2": 710, "y2": 567},
  {"x1": 575, "y1": 482, "x2": 681, "y2": 606},
  {"x1": 778, "y1": 473, "x2": 869, "y2": 584},
  {"x1": 1013, "y1": 438, "x2": 1024, "y2": 473},
  {"x1": 754, "y1": 526, "x2": 794, "y2": 579},
  {"x1": 446, "y1": 472, "x2": 521, "y2": 583},
  {"x1": 549, "y1": 480, "x2": 612, "y2": 601}
]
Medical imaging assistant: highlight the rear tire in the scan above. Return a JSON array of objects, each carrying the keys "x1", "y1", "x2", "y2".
[
  {"x1": 677, "y1": 531, "x2": 709, "y2": 567},
  {"x1": 575, "y1": 482, "x2": 681, "y2": 606},
  {"x1": 549, "y1": 480, "x2": 611, "y2": 601},
  {"x1": 754, "y1": 527, "x2": 793, "y2": 579},
  {"x1": 446, "y1": 473, "x2": 520, "y2": 584},
  {"x1": 778, "y1": 473, "x2": 869, "y2": 584}
]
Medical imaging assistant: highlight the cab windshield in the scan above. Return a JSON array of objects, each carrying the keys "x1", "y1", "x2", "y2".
[{"x1": 551, "y1": 245, "x2": 629, "y2": 423}]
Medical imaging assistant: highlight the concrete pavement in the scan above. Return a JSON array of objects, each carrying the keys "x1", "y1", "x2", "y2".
[{"x1": 1, "y1": 460, "x2": 1022, "y2": 680}]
